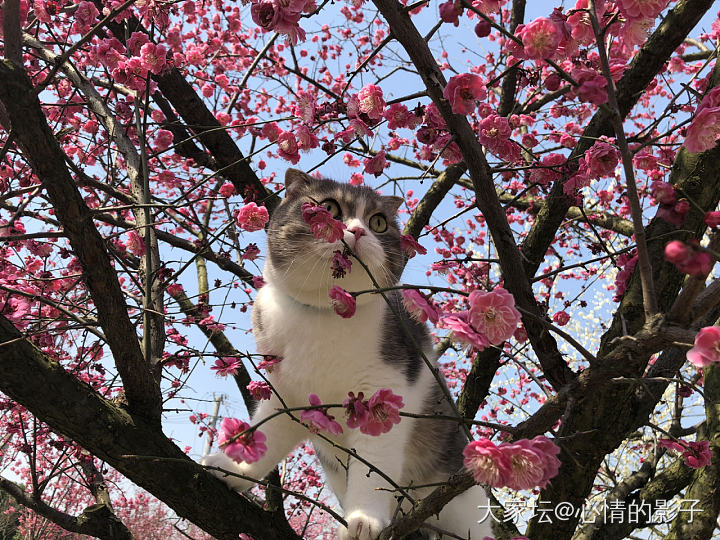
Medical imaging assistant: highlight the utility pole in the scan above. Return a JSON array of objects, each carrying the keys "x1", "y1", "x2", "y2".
[{"x1": 202, "y1": 394, "x2": 224, "y2": 457}]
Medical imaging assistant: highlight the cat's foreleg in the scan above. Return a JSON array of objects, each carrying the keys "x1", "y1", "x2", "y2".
[
  {"x1": 338, "y1": 429, "x2": 408, "y2": 540},
  {"x1": 201, "y1": 397, "x2": 305, "y2": 492}
]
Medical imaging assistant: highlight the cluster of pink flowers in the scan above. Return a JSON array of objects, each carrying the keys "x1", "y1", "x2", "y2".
[
  {"x1": 277, "y1": 131, "x2": 300, "y2": 164},
  {"x1": 236, "y1": 202, "x2": 270, "y2": 232},
  {"x1": 383, "y1": 103, "x2": 420, "y2": 131},
  {"x1": 652, "y1": 179, "x2": 688, "y2": 228},
  {"x1": 658, "y1": 438, "x2": 712, "y2": 469},
  {"x1": 211, "y1": 357, "x2": 242, "y2": 377},
  {"x1": 613, "y1": 250, "x2": 637, "y2": 301},
  {"x1": 363, "y1": 150, "x2": 387, "y2": 177},
  {"x1": 301, "y1": 202, "x2": 346, "y2": 242},
  {"x1": 442, "y1": 288, "x2": 521, "y2": 351},
  {"x1": 343, "y1": 389, "x2": 404, "y2": 435},
  {"x1": 219, "y1": 418, "x2": 267, "y2": 464},
  {"x1": 463, "y1": 435, "x2": 561, "y2": 490},
  {"x1": 250, "y1": 0, "x2": 315, "y2": 45},
  {"x1": 684, "y1": 87, "x2": 720, "y2": 154},
  {"x1": 686, "y1": 326, "x2": 720, "y2": 368},
  {"x1": 664, "y1": 240, "x2": 713, "y2": 277},
  {"x1": 300, "y1": 394, "x2": 343, "y2": 435},
  {"x1": 329, "y1": 285, "x2": 356, "y2": 318},
  {"x1": 478, "y1": 114, "x2": 520, "y2": 162},
  {"x1": 247, "y1": 380, "x2": 272, "y2": 401},
  {"x1": 331, "y1": 250, "x2": 352, "y2": 279},
  {"x1": 402, "y1": 289, "x2": 439, "y2": 324},
  {"x1": 443, "y1": 73, "x2": 486, "y2": 116}
]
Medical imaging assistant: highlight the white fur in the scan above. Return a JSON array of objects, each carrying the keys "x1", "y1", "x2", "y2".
[{"x1": 202, "y1": 226, "x2": 493, "y2": 539}]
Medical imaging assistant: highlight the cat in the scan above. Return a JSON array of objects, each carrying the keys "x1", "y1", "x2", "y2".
[{"x1": 202, "y1": 169, "x2": 493, "y2": 539}]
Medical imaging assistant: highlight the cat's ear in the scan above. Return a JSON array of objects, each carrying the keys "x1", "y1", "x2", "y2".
[
  {"x1": 383, "y1": 195, "x2": 404, "y2": 214},
  {"x1": 285, "y1": 169, "x2": 315, "y2": 193}
]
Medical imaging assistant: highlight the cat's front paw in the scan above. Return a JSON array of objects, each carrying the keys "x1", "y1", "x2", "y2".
[
  {"x1": 338, "y1": 510, "x2": 387, "y2": 540},
  {"x1": 200, "y1": 452, "x2": 252, "y2": 492}
]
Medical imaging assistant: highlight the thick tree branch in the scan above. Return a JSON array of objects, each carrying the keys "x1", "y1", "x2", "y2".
[
  {"x1": 0, "y1": 314, "x2": 300, "y2": 540},
  {"x1": 0, "y1": 60, "x2": 161, "y2": 419}
]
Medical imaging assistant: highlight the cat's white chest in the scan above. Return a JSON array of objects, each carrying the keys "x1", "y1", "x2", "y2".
[{"x1": 254, "y1": 284, "x2": 393, "y2": 407}]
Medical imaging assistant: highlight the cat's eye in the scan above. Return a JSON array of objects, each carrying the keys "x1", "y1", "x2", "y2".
[
  {"x1": 320, "y1": 199, "x2": 341, "y2": 219},
  {"x1": 369, "y1": 213, "x2": 387, "y2": 233}
]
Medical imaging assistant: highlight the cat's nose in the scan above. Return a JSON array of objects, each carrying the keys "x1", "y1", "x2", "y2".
[{"x1": 349, "y1": 226, "x2": 366, "y2": 245}]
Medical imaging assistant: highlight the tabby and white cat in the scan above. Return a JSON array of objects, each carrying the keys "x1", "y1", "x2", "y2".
[{"x1": 202, "y1": 169, "x2": 492, "y2": 539}]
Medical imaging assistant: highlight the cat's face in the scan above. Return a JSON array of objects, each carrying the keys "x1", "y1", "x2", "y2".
[{"x1": 264, "y1": 169, "x2": 405, "y2": 307}]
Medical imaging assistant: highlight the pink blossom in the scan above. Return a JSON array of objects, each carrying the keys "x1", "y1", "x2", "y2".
[
  {"x1": 211, "y1": 357, "x2": 242, "y2": 377},
  {"x1": 552, "y1": 311, "x2": 570, "y2": 326},
  {"x1": 293, "y1": 91, "x2": 316, "y2": 123},
  {"x1": 468, "y1": 287, "x2": 522, "y2": 345},
  {"x1": 343, "y1": 391, "x2": 369, "y2": 429},
  {"x1": 650, "y1": 181, "x2": 676, "y2": 206},
  {"x1": 443, "y1": 74, "x2": 486, "y2": 116},
  {"x1": 618, "y1": 0, "x2": 668, "y2": 20},
  {"x1": 475, "y1": 19, "x2": 492, "y2": 38},
  {"x1": 331, "y1": 250, "x2": 352, "y2": 279},
  {"x1": 301, "y1": 202, "x2": 347, "y2": 242},
  {"x1": 463, "y1": 438, "x2": 513, "y2": 487},
  {"x1": 584, "y1": 141, "x2": 619, "y2": 178},
  {"x1": 329, "y1": 286, "x2": 356, "y2": 318},
  {"x1": 683, "y1": 440, "x2": 712, "y2": 469},
  {"x1": 277, "y1": 131, "x2": 300, "y2": 164},
  {"x1": 247, "y1": 381, "x2": 272, "y2": 400},
  {"x1": 400, "y1": 234, "x2": 427, "y2": 258},
  {"x1": 685, "y1": 106, "x2": 720, "y2": 154},
  {"x1": 127, "y1": 32, "x2": 150, "y2": 55},
  {"x1": 219, "y1": 182, "x2": 236, "y2": 198},
  {"x1": 139, "y1": 43, "x2": 167, "y2": 75},
  {"x1": 300, "y1": 394, "x2": 343, "y2": 435},
  {"x1": 236, "y1": 202, "x2": 269, "y2": 232},
  {"x1": 125, "y1": 231, "x2": 146, "y2": 257},
  {"x1": 687, "y1": 326, "x2": 720, "y2": 367},
  {"x1": 219, "y1": 418, "x2": 267, "y2": 464},
  {"x1": 257, "y1": 355, "x2": 282, "y2": 372},
  {"x1": 519, "y1": 17, "x2": 562, "y2": 60},
  {"x1": 363, "y1": 150, "x2": 387, "y2": 177},
  {"x1": 295, "y1": 125, "x2": 319, "y2": 152},
  {"x1": 402, "y1": 289, "x2": 439, "y2": 324},
  {"x1": 360, "y1": 389, "x2": 403, "y2": 436},
  {"x1": 154, "y1": 129, "x2": 173, "y2": 151},
  {"x1": 529, "y1": 153, "x2": 566, "y2": 186},
  {"x1": 261, "y1": 122, "x2": 282, "y2": 142},
  {"x1": 520, "y1": 436, "x2": 561, "y2": 487},
  {"x1": 498, "y1": 441, "x2": 545, "y2": 490},
  {"x1": 442, "y1": 311, "x2": 490, "y2": 351},
  {"x1": 439, "y1": 1, "x2": 461, "y2": 26},
  {"x1": 384, "y1": 103, "x2": 419, "y2": 130},
  {"x1": 706, "y1": 211, "x2": 720, "y2": 229},
  {"x1": 74, "y1": 1, "x2": 99, "y2": 28},
  {"x1": 664, "y1": 241, "x2": 713, "y2": 277},
  {"x1": 478, "y1": 114, "x2": 512, "y2": 156},
  {"x1": 251, "y1": 1, "x2": 280, "y2": 30},
  {"x1": 357, "y1": 84, "x2": 385, "y2": 121},
  {"x1": 243, "y1": 243, "x2": 260, "y2": 260}
]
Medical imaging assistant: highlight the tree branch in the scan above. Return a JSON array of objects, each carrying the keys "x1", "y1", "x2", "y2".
[
  {"x1": 0, "y1": 60, "x2": 161, "y2": 419},
  {"x1": 0, "y1": 314, "x2": 300, "y2": 540}
]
